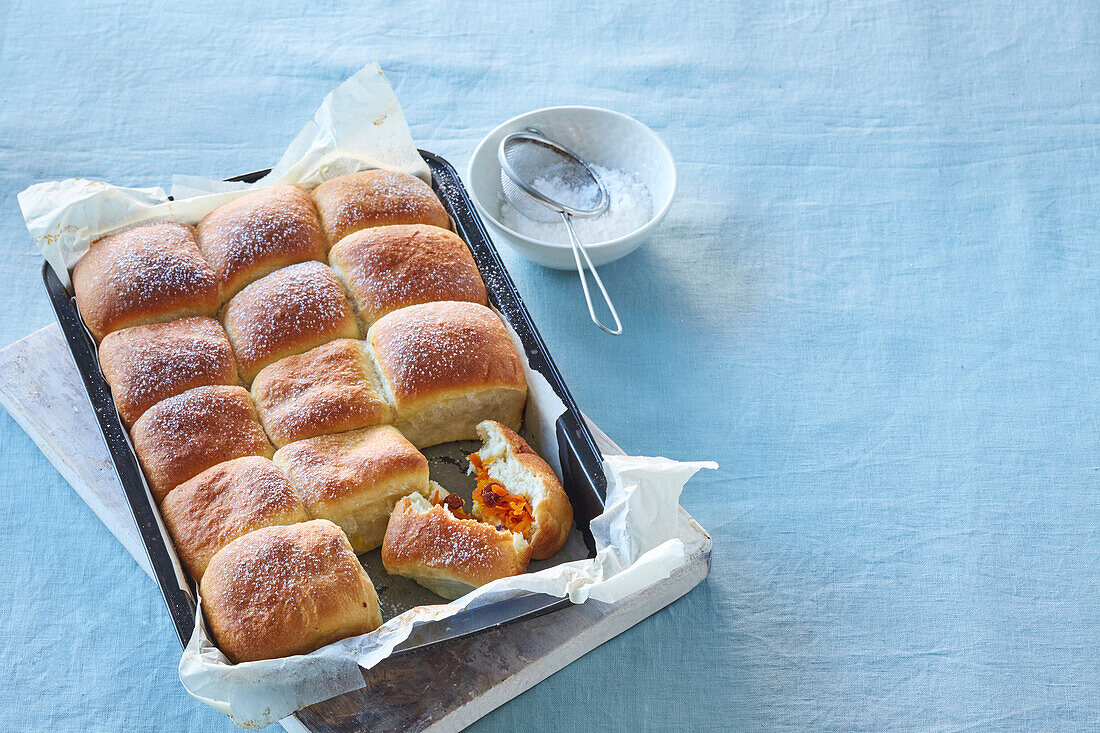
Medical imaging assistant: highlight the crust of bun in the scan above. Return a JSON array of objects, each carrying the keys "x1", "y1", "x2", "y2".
[
  {"x1": 161, "y1": 456, "x2": 310, "y2": 581},
  {"x1": 472, "y1": 421, "x2": 573, "y2": 559},
  {"x1": 196, "y1": 185, "x2": 327, "y2": 303},
  {"x1": 273, "y1": 425, "x2": 428, "y2": 553},
  {"x1": 328, "y1": 224, "x2": 486, "y2": 326},
  {"x1": 312, "y1": 170, "x2": 450, "y2": 245},
  {"x1": 220, "y1": 261, "x2": 360, "y2": 383},
  {"x1": 131, "y1": 385, "x2": 273, "y2": 503},
  {"x1": 381, "y1": 492, "x2": 531, "y2": 600},
  {"x1": 73, "y1": 223, "x2": 218, "y2": 341},
  {"x1": 200, "y1": 519, "x2": 382, "y2": 663},
  {"x1": 367, "y1": 301, "x2": 527, "y2": 447},
  {"x1": 251, "y1": 339, "x2": 391, "y2": 447},
  {"x1": 98, "y1": 317, "x2": 238, "y2": 428}
]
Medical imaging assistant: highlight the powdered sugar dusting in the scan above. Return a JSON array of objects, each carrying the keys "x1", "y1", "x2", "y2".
[
  {"x1": 330, "y1": 224, "x2": 486, "y2": 323},
  {"x1": 314, "y1": 170, "x2": 449, "y2": 244},
  {"x1": 221, "y1": 261, "x2": 357, "y2": 377},
  {"x1": 132, "y1": 385, "x2": 271, "y2": 498},
  {"x1": 75, "y1": 223, "x2": 218, "y2": 337},
  {"x1": 498, "y1": 164, "x2": 653, "y2": 244},
  {"x1": 100, "y1": 317, "x2": 235, "y2": 424},
  {"x1": 201, "y1": 458, "x2": 303, "y2": 523},
  {"x1": 369, "y1": 302, "x2": 522, "y2": 400},
  {"x1": 106, "y1": 247, "x2": 214, "y2": 307},
  {"x1": 141, "y1": 385, "x2": 250, "y2": 437},
  {"x1": 252, "y1": 340, "x2": 389, "y2": 445},
  {"x1": 164, "y1": 456, "x2": 307, "y2": 577},
  {"x1": 213, "y1": 521, "x2": 362, "y2": 613},
  {"x1": 102, "y1": 224, "x2": 214, "y2": 297},
  {"x1": 197, "y1": 186, "x2": 324, "y2": 297},
  {"x1": 386, "y1": 501, "x2": 524, "y2": 583},
  {"x1": 274, "y1": 426, "x2": 423, "y2": 506}
]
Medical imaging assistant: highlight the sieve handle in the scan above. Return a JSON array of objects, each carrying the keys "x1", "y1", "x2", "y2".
[{"x1": 562, "y1": 212, "x2": 623, "y2": 335}]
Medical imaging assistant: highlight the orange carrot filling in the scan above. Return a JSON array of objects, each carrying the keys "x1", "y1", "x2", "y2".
[{"x1": 467, "y1": 453, "x2": 534, "y2": 535}]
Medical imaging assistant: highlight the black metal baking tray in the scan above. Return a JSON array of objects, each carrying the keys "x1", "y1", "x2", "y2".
[{"x1": 41, "y1": 151, "x2": 608, "y2": 654}]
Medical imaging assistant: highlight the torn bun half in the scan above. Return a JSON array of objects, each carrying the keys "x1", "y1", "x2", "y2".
[
  {"x1": 381, "y1": 483, "x2": 531, "y2": 600},
  {"x1": 467, "y1": 420, "x2": 572, "y2": 560}
]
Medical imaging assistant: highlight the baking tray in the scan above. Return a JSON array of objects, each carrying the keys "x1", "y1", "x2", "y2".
[{"x1": 41, "y1": 151, "x2": 609, "y2": 655}]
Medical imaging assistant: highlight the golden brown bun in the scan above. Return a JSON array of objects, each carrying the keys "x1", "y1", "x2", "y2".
[
  {"x1": 328, "y1": 224, "x2": 486, "y2": 326},
  {"x1": 196, "y1": 185, "x2": 327, "y2": 303},
  {"x1": 312, "y1": 170, "x2": 450, "y2": 245},
  {"x1": 73, "y1": 223, "x2": 218, "y2": 341},
  {"x1": 220, "y1": 261, "x2": 360, "y2": 383},
  {"x1": 367, "y1": 302, "x2": 527, "y2": 448},
  {"x1": 97, "y1": 317, "x2": 238, "y2": 429},
  {"x1": 200, "y1": 519, "x2": 382, "y2": 663},
  {"x1": 251, "y1": 339, "x2": 391, "y2": 448},
  {"x1": 273, "y1": 425, "x2": 428, "y2": 553},
  {"x1": 382, "y1": 491, "x2": 531, "y2": 600},
  {"x1": 472, "y1": 420, "x2": 573, "y2": 560},
  {"x1": 161, "y1": 456, "x2": 309, "y2": 581},
  {"x1": 131, "y1": 385, "x2": 273, "y2": 503}
]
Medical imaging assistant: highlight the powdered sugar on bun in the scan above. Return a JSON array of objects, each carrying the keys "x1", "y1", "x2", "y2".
[
  {"x1": 196, "y1": 185, "x2": 327, "y2": 303},
  {"x1": 73, "y1": 223, "x2": 218, "y2": 341},
  {"x1": 312, "y1": 170, "x2": 451, "y2": 245},
  {"x1": 130, "y1": 384, "x2": 273, "y2": 502},
  {"x1": 98, "y1": 317, "x2": 237, "y2": 428},
  {"x1": 368, "y1": 301, "x2": 525, "y2": 405},
  {"x1": 220, "y1": 261, "x2": 360, "y2": 383},
  {"x1": 381, "y1": 492, "x2": 531, "y2": 600},
  {"x1": 251, "y1": 339, "x2": 391, "y2": 447},
  {"x1": 200, "y1": 519, "x2": 382, "y2": 662},
  {"x1": 328, "y1": 224, "x2": 486, "y2": 325},
  {"x1": 161, "y1": 456, "x2": 309, "y2": 580},
  {"x1": 366, "y1": 301, "x2": 527, "y2": 447}
]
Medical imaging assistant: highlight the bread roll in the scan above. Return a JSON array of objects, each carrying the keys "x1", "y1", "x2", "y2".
[
  {"x1": 131, "y1": 385, "x2": 273, "y2": 503},
  {"x1": 382, "y1": 488, "x2": 531, "y2": 600},
  {"x1": 220, "y1": 261, "x2": 360, "y2": 383},
  {"x1": 367, "y1": 302, "x2": 527, "y2": 448},
  {"x1": 273, "y1": 425, "x2": 428, "y2": 553},
  {"x1": 200, "y1": 519, "x2": 382, "y2": 663},
  {"x1": 312, "y1": 170, "x2": 450, "y2": 245},
  {"x1": 97, "y1": 317, "x2": 238, "y2": 428},
  {"x1": 468, "y1": 420, "x2": 572, "y2": 560},
  {"x1": 196, "y1": 185, "x2": 327, "y2": 303},
  {"x1": 251, "y1": 339, "x2": 391, "y2": 448},
  {"x1": 161, "y1": 456, "x2": 309, "y2": 581},
  {"x1": 73, "y1": 223, "x2": 218, "y2": 341},
  {"x1": 328, "y1": 224, "x2": 486, "y2": 326}
]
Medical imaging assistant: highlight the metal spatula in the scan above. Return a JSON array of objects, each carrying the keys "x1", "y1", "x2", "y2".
[{"x1": 499, "y1": 129, "x2": 623, "y2": 335}]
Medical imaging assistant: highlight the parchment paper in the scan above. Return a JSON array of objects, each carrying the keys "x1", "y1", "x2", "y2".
[
  {"x1": 18, "y1": 62, "x2": 429, "y2": 288},
  {"x1": 17, "y1": 62, "x2": 716, "y2": 729}
]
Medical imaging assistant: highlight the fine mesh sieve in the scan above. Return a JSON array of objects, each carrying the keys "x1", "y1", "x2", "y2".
[{"x1": 499, "y1": 129, "x2": 623, "y2": 335}]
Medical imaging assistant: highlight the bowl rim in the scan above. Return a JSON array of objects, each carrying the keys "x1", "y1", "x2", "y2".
[{"x1": 467, "y1": 105, "x2": 677, "y2": 251}]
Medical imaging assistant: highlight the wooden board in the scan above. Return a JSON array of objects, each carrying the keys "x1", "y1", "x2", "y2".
[
  {"x1": 294, "y1": 510, "x2": 710, "y2": 732},
  {"x1": 0, "y1": 324, "x2": 712, "y2": 732},
  {"x1": 0, "y1": 324, "x2": 153, "y2": 577}
]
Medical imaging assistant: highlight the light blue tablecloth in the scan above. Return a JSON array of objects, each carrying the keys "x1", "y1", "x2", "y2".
[{"x1": 2, "y1": 1, "x2": 1099, "y2": 730}]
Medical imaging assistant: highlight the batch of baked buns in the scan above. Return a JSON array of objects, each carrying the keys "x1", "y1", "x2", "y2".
[{"x1": 71, "y1": 169, "x2": 573, "y2": 663}]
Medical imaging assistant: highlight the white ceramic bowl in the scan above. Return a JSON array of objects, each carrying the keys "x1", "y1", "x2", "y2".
[{"x1": 467, "y1": 106, "x2": 676, "y2": 270}]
